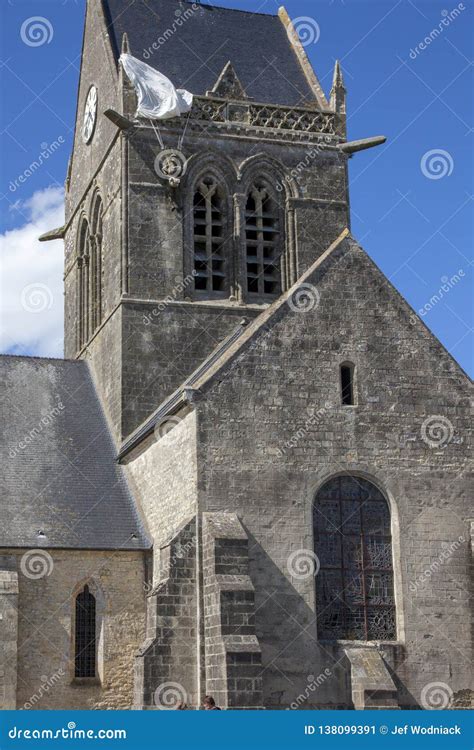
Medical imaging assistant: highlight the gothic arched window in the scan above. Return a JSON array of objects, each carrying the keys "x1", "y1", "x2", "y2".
[
  {"x1": 192, "y1": 176, "x2": 228, "y2": 295},
  {"x1": 90, "y1": 193, "x2": 103, "y2": 332},
  {"x1": 244, "y1": 181, "x2": 281, "y2": 297},
  {"x1": 74, "y1": 584, "x2": 96, "y2": 678},
  {"x1": 77, "y1": 218, "x2": 90, "y2": 350},
  {"x1": 313, "y1": 475, "x2": 395, "y2": 641}
]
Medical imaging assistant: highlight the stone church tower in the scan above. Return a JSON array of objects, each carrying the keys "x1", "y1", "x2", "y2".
[{"x1": 0, "y1": 0, "x2": 471, "y2": 711}]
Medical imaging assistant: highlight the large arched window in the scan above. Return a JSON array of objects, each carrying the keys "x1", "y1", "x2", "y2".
[
  {"x1": 192, "y1": 176, "x2": 228, "y2": 295},
  {"x1": 313, "y1": 475, "x2": 395, "y2": 641},
  {"x1": 244, "y1": 181, "x2": 281, "y2": 297},
  {"x1": 74, "y1": 584, "x2": 96, "y2": 678}
]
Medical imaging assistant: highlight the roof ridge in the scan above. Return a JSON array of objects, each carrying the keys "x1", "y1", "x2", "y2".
[
  {"x1": 0, "y1": 353, "x2": 76, "y2": 363},
  {"x1": 183, "y1": 1, "x2": 279, "y2": 18}
]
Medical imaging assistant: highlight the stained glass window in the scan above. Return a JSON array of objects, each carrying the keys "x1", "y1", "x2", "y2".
[{"x1": 314, "y1": 476, "x2": 395, "y2": 640}]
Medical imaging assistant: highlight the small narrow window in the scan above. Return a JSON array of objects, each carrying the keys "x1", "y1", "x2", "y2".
[
  {"x1": 192, "y1": 177, "x2": 227, "y2": 295},
  {"x1": 245, "y1": 182, "x2": 281, "y2": 297},
  {"x1": 75, "y1": 585, "x2": 96, "y2": 678},
  {"x1": 340, "y1": 363, "x2": 354, "y2": 406}
]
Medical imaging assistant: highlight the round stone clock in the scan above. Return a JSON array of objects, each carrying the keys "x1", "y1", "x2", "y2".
[{"x1": 82, "y1": 85, "x2": 98, "y2": 144}]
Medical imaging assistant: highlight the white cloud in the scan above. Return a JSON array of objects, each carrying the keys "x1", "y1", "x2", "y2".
[{"x1": 0, "y1": 186, "x2": 65, "y2": 357}]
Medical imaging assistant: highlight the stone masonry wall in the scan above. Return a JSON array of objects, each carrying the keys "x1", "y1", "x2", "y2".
[
  {"x1": 134, "y1": 518, "x2": 198, "y2": 709},
  {"x1": 1, "y1": 549, "x2": 146, "y2": 710},
  {"x1": 195, "y1": 236, "x2": 472, "y2": 709},
  {"x1": 124, "y1": 410, "x2": 198, "y2": 578},
  {"x1": 202, "y1": 513, "x2": 263, "y2": 709},
  {"x1": 0, "y1": 557, "x2": 19, "y2": 709}
]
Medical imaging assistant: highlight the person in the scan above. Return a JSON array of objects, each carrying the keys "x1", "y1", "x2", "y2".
[
  {"x1": 202, "y1": 695, "x2": 221, "y2": 710},
  {"x1": 175, "y1": 701, "x2": 187, "y2": 710}
]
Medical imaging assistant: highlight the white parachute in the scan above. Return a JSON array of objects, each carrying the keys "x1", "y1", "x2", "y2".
[{"x1": 119, "y1": 53, "x2": 193, "y2": 120}]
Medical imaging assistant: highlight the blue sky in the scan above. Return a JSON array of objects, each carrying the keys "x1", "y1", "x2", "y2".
[{"x1": 0, "y1": 0, "x2": 472, "y2": 375}]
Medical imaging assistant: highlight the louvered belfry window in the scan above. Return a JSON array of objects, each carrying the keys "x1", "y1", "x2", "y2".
[
  {"x1": 245, "y1": 183, "x2": 281, "y2": 296},
  {"x1": 193, "y1": 177, "x2": 227, "y2": 294},
  {"x1": 75, "y1": 585, "x2": 96, "y2": 678},
  {"x1": 314, "y1": 476, "x2": 396, "y2": 641}
]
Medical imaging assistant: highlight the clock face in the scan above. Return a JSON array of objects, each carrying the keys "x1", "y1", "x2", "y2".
[{"x1": 82, "y1": 86, "x2": 98, "y2": 144}]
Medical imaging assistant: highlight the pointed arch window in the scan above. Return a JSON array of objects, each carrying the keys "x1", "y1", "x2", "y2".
[
  {"x1": 77, "y1": 218, "x2": 90, "y2": 351},
  {"x1": 313, "y1": 475, "x2": 395, "y2": 641},
  {"x1": 192, "y1": 176, "x2": 228, "y2": 295},
  {"x1": 74, "y1": 585, "x2": 96, "y2": 678},
  {"x1": 90, "y1": 194, "x2": 103, "y2": 332},
  {"x1": 245, "y1": 181, "x2": 281, "y2": 297}
]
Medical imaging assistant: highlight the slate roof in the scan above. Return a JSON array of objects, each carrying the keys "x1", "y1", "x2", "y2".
[
  {"x1": 0, "y1": 356, "x2": 150, "y2": 550},
  {"x1": 102, "y1": 0, "x2": 318, "y2": 106}
]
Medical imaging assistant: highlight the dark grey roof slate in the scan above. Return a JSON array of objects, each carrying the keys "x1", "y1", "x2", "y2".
[
  {"x1": 0, "y1": 356, "x2": 150, "y2": 550},
  {"x1": 103, "y1": 0, "x2": 318, "y2": 106}
]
